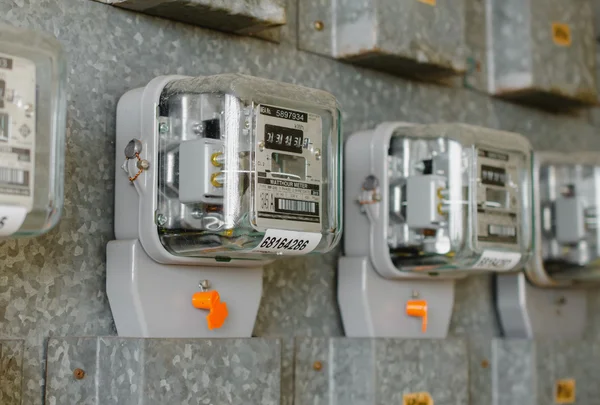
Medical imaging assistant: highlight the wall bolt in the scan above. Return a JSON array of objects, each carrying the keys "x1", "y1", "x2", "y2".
[
  {"x1": 314, "y1": 21, "x2": 324, "y2": 31},
  {"x1": 313, "y1": 361, "x2": 323, "y2": 371},
  {"x1": 73, "y1": 368, "x2": 86, "y2": 380}
]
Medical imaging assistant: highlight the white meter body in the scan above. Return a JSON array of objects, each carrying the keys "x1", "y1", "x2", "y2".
[
  {"x1": 0, "y1": 24, "x2": 66, "y2": 238},
  {"x1": 528, "y1": 152, "x2": 600, "y2": 286},
  {"x1": 340, "y1": 122, "x2": 533, "y2": 338},
  {"x1": 108, "y1": 74, "x2": 342, "y2": 338}
]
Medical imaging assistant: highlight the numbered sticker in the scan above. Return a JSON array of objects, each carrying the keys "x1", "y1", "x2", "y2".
[
  {"x1": 403, "y1": 392, "x2": 433, "y2": 405},
  {"x1": 555, "y1": 379, "x2": 575, "y2": 404},
  {"x1": 252, "y1": 229, "x2": 322, "y2": 255},
  {"x1": 471, "y1": 250, "x2": 522, "y2": 271},
  {"x1": 0, "y1": 205, "x2": 27, "y2": 236},
  {"x1": 552, "y1": 23, "x2": 571, "y2": 47}
]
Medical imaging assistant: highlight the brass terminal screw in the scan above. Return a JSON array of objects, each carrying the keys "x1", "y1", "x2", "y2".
[
  {"x1": 313, "y1": 361, "x2": 323, "y2": 371},
  {"x1": 314, "y1": 21, "x2": 324, "y2": 31},
  {"x1": 481, "y1": 360, "x2": 489, "y2": 369},
  {"x1": 73, "y1": 368, "x2": 86, "y2": 380}
]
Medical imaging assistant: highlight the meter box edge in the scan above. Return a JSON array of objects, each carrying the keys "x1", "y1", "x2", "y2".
[{"x1": 0, "y1": 24, "x2": 67, "y2": 238}]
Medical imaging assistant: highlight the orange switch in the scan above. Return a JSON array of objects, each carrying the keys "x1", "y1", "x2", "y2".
[
  {"x1": 406, "y1": 299, "x2": 428, "y2": 333},
  {"x1": 192, "y1": 291, "x2": 228, "y2": 330}
]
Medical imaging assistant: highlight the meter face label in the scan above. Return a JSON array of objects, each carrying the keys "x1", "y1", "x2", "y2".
[
  {"x1": 472, "y1": 250, "x2": 522, "y2": 271},
  {"x1": 254, "y1": 104, "x2": 322, "y2": 233},
  {"x1": 0, "y1": 52, "x2": 35, "y2": 213},
  {"x1": 252, "y1": 229, "x2": 322, "y2": 255},
  {"x1": 476, "y1": 148, "x2": 521, "y2": 248}
]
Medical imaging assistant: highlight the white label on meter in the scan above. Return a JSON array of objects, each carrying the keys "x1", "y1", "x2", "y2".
[
  {"x1": 472, "y1": 250, "x2": 522, "y2": 271},
  {"x1": 254, "y1": 104, "x2": 323, "y2": 233},
  {"x1": 252, "y1": 229, "x2": 322, "y2": 255},
  {"x1": 0, "y1": 205, "x2": 27, "y2": 236},
  {"x1": 0, "y1": 52, "x2": 36, "y2": 211}
]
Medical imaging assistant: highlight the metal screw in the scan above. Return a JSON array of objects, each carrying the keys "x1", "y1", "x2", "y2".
[
  {"x1": 258, "y1": 141, "x2": 265, "y2": 152},
  {"x1": 73, "y1": 368, "x2": 86, "y2": 380},
  {"x1": 156, "y1": 214, "x2": 167, "y2": 226},
  {"x1": 481, "y1": 360, "x2": 489, "y2": 369},
  {"x1": 313, "y1": 361, "x2": 323, "y2": 371},
  {"x1": 244, "y1": 120, "x2": 250, "y2": 129},
  {"x1": 199, "y1": 279, "x2": 211, "y2": 291},
  {"x1": 314, "y1": 20, "x2": 324, "y2": 31},
  {"x1": 411, "y1": 290, "x2": 420, "y2": 299},
  {"x1": 159, "y1": 122, "x2": 169, "y2": 134},
  {"x1": 137, "y1": 159, "x2": 150, "y2": 170},
  {"x1": 192, "y1": 123, "x2": 204, "y2": 135},
  {"x1": 315, "y1": 149, "x2": 321, "y2": 160}
]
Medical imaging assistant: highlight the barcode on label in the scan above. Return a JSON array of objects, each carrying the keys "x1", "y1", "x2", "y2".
[
  {"x1": 472, "y1": 250, "x2": 522, "y2": 271},
  {"x1": 276, "y1": 198, "x2": 317, "y2": 214},
  {"x1": 0, "y1": 167, "x2": 28, "y2": 186},
  {"x1": 489, "y1": 224, "x2": 516, "y2": 237}
]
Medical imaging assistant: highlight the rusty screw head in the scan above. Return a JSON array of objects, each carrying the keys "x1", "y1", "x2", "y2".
[
  {"x1": 481, "y1": 360, "x2": 489, "y2": 369},
  {"x1": 313, "y1": 361, "x2": 323, "y2": 371},
  {"x1": 314, "y1": 21, "x2": 324, "y2": 31},
  {"x1": 73, "y1": 368, "x2": 86, "y2": 380}
]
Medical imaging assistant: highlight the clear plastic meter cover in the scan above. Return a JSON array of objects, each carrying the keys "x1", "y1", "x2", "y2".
[
  {"x1": 156, "y1": 75, "x2": 342, "y2": 259},
  {"x1": 0, "y1": 24, "x2": 66, "y2": 238},
  {"x1": 385, "y1": 124, "x2": 532, "y2": 273},
  {"x1": 533, "y1": 153, "x2": 600, "y2": 283}
]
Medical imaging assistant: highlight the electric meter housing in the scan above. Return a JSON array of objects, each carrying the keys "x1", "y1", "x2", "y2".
[
  {"x1": 344, "y1": 122, "x2": 533, "y2": 278},
  {"x1": 114, "y1": 74, "x2": 342, "y2": 265},
  {"x1": 528, "y1": 152, "x2": 600, "y2": 286},
  {"x1": 108, "y1": 74, "x2": 341, "y2": 337},
  {"x1": 0, "y1": 24, "x2": 67, "y2": 238}
]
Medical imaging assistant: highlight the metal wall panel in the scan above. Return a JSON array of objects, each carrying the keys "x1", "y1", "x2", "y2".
[
  {"x1": 45, "y1": 337, "x2": 282, "y2": 405},
  {"x1": 298, "y1": 0, "x2": 467, "y2": 80},
  {"x1": 487, "y1": 0, "x2": 597, "y2": 109},
  {"x1": 294, "y1": 338, "x2": 469, "y2": 405},
  {"x1": 92, "y1": 0, "x2": 286, "y2": 39},
  {"x1": 470, "y1": 338, "x2": 600, "y2": 405},
  {"x1": 0, "y1": 340, "x2": 23, "y2": 405}
]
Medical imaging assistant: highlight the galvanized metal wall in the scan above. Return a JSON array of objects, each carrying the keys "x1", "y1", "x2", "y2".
[{"x1": 1, "y1": 0, "x2": 600, "y2": 403}]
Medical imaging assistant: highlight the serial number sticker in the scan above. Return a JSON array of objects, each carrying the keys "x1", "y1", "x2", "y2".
[
  {"x1": 0, "y1": 205, "x2": 27, "y2": 236},
  {"x1": 555, "y1": 379, "x2": 575, "y2": 404},
  {"x1": 252, "y1": 229, "x2": 322, "y2": 255},
  {"x1": 403, "y1": 392, "x2": 433, "y2": 405},
  {"x1": 471, "y1": 250, "x2": 521, "y2": 271},
  {"x1": 552, "y1": 23, "x2": 571, "y2": 47}
]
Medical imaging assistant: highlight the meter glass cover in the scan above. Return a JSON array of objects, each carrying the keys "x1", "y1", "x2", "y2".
[
  {"x1": 535, "y1": 155, "x2": 600, "y2": 283},
  {"x1": 0, "y1": 24, "x2": 66, "y2": 238},
  {"x1": 384, "y1": 124, "x2": 532, "y2": 273},
  {"x1": 155, "y1": 75, "x2": 342, "y2": 259}
]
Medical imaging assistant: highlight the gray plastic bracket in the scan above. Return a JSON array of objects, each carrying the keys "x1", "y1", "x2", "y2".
[
  {"x1": 106, "y1": 239, "x2": 263, "y2": 338},
  {"x1": 338, "y1": 256, "x2": 455, "y2": 338},
  {"x1": 496, "y1": 272, "x2": 586, "y2": 338}
]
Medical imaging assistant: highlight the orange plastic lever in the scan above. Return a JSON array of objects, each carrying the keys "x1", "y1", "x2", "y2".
[
  {"x1": 191, "y1": 291, "x2": 228, "y2": 330},
  {"x1": 406, "y1": 300, "x2": 428, "y2": 333}
]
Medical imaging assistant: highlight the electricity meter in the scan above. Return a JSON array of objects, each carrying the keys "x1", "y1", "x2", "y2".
[
  {"x1": 339, "y1": 122, "x2": 533, "y2": 338},
  {"x1": 496, "y1": 151, "x2": 591, "y2": 339},
  {"x1": 0, "y1": 24, "x2": 66, "y2": 238},
  {"x1": 529, "y1": 152, "x2": 600, "y2": 285},
  {"x1": 107, "y1": 74, "x2": 342, "y2": 338}
]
